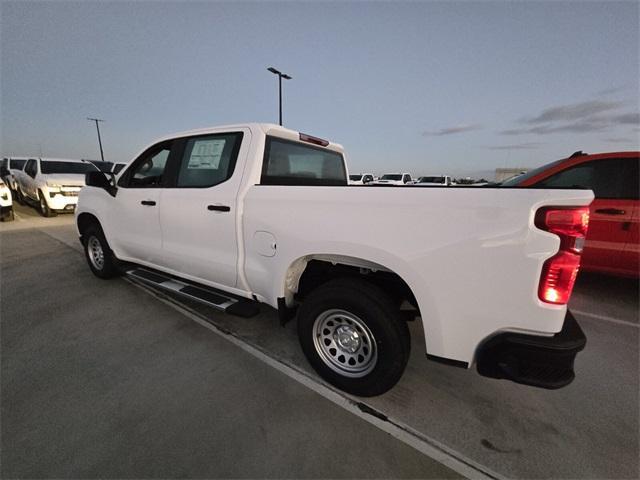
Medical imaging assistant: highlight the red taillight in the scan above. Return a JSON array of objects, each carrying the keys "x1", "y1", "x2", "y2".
[{"x1": 536, "y1": 207, "x2": 590, "y2": 305}]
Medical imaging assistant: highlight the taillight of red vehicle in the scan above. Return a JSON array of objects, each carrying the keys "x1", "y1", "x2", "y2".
[{"x1": 535, "y1": 207, "x2": 590, "y2": 304}]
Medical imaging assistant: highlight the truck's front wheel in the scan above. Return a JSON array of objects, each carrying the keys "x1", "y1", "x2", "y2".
[
  {"x1": 38, "y1": 190, "x2": 57, "y2": 217},
  {"x1": 83, "y1": 224, "x2": 119, "y2": 279},
  {"x1": 297, "y1": 278, "x2": 410, "y2": 397}
]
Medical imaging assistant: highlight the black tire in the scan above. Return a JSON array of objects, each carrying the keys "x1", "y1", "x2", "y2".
[
  {"x1": 0, "y1": 211, "x2": 13, "y2": 222},
  {"x1": 38, "y1": 190, "x2": 57, "y2": 217},
  {"x1": 15, "y1": 188, "x2": 25, "y2": 205},
  {"x1": 83, "y1": 223, "x2": 119, "y2": 279},
  {"x1": 297, "y1": 278, "x2": 410, "y2": 397}
]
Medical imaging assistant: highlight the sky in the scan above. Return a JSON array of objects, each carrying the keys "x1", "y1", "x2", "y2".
[{"x1": 1, "y1": 0, "x2": 638, "y2": 179}]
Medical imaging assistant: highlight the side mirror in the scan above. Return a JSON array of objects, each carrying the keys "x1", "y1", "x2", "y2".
[{"x1": 86, "y1": 171, "x2": 116, "y2": 197}]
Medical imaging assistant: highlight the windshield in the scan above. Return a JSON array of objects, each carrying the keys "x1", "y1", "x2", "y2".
[
  {"x1": 41, "y1": 161, "x2": 94, "y2": 175},
  {"x1": 418, "y1": 176, "x2": 445, "y2": 183},
  {"x1": 381, "y1": 174, "x2": 402, "y2": 181},
  {"x1": 501, "y1": 158, "x2": 567, "y2": 186},
  {"x1": 349, "y1": 174, "x2": 363, "y2": 181},
  {"x1": 9, "y1": 159, "x2": 27, "y2": 170},
  {"x1": 88, "y1": 161, "x2": 114, "y2": 172}
]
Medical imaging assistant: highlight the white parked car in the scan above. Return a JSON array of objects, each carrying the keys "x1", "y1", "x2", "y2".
[
  {"x1": 1, "y1": 157, "x2": 30, "y2": 193},
  {"x1": 375, "y1": 173, "x2": 413, "y2": 185},
  {"x1": 77, "y1": 123, "x2": 593, "y2": 396},
  {"x1": 412, "y1": 175, "x2": 453, "y2": 186},
  {"x1": 0, "y1": 178, "x2": 14, "y2": 221},
  {"x1": 17, "y1": 158, "x2": 93, "y2": 217},
  {"x1": 348, "y1": 173, "x2": 375, "y2": 185}
]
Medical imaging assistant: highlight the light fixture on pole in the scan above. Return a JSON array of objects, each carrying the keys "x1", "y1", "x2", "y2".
[
  {"x1": 87, "y1": 117, "x2": 105, "y2": 162},
  {"x1": 267, "y1": 67, "x2": 292, "y2": 126}
]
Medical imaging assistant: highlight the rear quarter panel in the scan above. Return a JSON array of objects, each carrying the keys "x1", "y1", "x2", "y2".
[{"x1": 242, "y1": 186, "x2": 593, "y2": 363}]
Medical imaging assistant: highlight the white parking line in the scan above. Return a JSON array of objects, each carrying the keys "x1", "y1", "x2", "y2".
[
  {"x1": 571, "y1": 309, "x2": 639, "y2": 328},
  {"x1": 125, "y1": 277, "x2": 505, "y2": 480}
]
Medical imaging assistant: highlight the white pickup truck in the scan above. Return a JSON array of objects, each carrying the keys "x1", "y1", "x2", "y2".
[
  {"x1": 18, "y1": 158, "x2": 92, "y2": 216},
  {"x1": 76, "y1": 123, "x2": 593, "y2": 396}
]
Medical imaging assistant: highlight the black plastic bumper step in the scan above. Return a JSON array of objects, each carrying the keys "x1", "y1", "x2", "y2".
[{"x1": 126, "y1": 267, "x2": 260, "y2": 318}]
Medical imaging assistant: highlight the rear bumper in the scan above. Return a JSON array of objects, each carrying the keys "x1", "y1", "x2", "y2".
[{"x1": 476, "y1": 311, "x2": 586, "y2": 389}]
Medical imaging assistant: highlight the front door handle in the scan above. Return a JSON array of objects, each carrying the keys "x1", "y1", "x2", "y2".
[
  {"x1": 207, "y1": 204, "x2": 230, "y2": 212},
  {"x1": 141, "y1": 200, "x2": 156, "y2": 206},
  {"x1": 595, "y1": 208, "x2": 625, "y2": 215}
]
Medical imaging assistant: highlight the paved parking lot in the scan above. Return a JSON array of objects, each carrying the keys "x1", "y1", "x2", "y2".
[{"x1": 2, "y1": 202, "x2": 639, "y2": 478}]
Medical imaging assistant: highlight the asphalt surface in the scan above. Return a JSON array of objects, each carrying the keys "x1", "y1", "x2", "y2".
[
  {"x1": 0, "y1": 217, "x2": 458, "y2": 478},
  {"x1": 2, "y1": 202, "x2": 639, "y2": 478}
]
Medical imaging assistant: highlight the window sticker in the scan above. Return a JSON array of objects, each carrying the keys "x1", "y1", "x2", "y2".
[{"x1": 188, "y1": 139, "x2": 226, "y2": 169}]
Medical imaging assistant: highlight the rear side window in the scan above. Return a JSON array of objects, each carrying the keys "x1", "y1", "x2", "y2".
[
  {"x1": 176, "y1": 132, "x2": 243, "y2": 188},
  {"x1": 261, "y1": 136, "x2": 347, "y2": 186},
  {"x1": 535, "y1": 157, "x2": 639, "y2": 200}
]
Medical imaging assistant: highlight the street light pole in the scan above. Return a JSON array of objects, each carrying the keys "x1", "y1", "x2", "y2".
[
  {"x1": 87, "y1": 117, "x2": 105, "y2": 162},
  {"x1": 267, "y1": 67, "x2": 292, "y2": 126}
]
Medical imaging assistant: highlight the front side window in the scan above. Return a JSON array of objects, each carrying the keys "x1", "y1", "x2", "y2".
[
  {"x1": 176, "y1": 133, "x2": 243, "y2": 188},
  {"x1": 40, "y1": 161, "x2": 94, "y2": 174},
  {"x1": 122, "y1": 143, "x2": 171, "y2": 188},
  {"x1": 25, "y1": 159, "x2": 37, "y2": 177},
  {"x1": 261, "y1": 137, "x2": 347, "y2": 186}
]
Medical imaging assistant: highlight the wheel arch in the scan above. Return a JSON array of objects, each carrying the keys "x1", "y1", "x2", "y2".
[
  {"x1": 77, "y1": 212, "x2": 102, "y2": 239},
  {"x1": 283, "y1": 254, "x2": 420, "y2": 314},
  {"x1": 278, "y1": 251, "x2": 443, "y2": 357}
]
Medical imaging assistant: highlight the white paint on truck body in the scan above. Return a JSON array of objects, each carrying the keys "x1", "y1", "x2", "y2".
[{"x1": 77, "y1": 123, "x2": 593, "y2": 366}]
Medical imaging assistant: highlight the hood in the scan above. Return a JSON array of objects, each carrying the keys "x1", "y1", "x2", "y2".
[{"x1": 43, "y1": 173, "x2": 86, "y2": 187}]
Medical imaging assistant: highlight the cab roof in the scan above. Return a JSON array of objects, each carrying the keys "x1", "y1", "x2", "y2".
[{"x1": 154, "y1": 123, "x2": 344, "y2": 153}]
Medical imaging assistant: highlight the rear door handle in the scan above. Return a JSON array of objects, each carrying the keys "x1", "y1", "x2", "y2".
[
  {"x1": 140, "y1": 200, "x2": 156, "y2": 206},
  {"x1": 595, "y1": 208, "x2": 625, "y2": 215},
  {"x1": 207, "y1": 204, "x2": 230, "y2": 212}
]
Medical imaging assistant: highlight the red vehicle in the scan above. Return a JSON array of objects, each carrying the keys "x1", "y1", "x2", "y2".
[{"x1": 503, "y1": 151, "x2": 639, "y2": 278}]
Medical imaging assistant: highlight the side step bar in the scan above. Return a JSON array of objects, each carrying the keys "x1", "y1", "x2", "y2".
[{"x1": 126, "y1": 267, "x2": 260, "y2": 318}]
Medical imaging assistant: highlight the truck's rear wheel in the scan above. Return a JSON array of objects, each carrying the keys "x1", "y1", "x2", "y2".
[
  {"x1": 83, "y1": 224, "x2": 119, "y2": 279},
  {"x1": 297, "y1": 278, "x2": 410, "y2": 396}
]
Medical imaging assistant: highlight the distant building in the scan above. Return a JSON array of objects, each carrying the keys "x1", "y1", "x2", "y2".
[{"x1": 495, "y1": 167, "x2": 529, "y2": 182}]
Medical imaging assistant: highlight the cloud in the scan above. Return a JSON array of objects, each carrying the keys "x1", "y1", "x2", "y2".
[
  {"x1": 612, "y1": 112, "x2": 640, "y2": 125},
  {"x1": 521, "y1": 100, "x2": 623, "y2": 124},
  {"x1": 501, "y1": 99, "x2": 638, "y2": 136},
  {"x1": 602, "y1": 137, "x2": 638, "y2": 144},
  {"x1": 422, "y1": 124, "x2": 482, "y2": 136},
  {"x1": 485, "y1": 142, "x2": 543, "y2": 150},
  {"x1": 595, "y1": 86, "x2": 627, "y2": 96}
]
